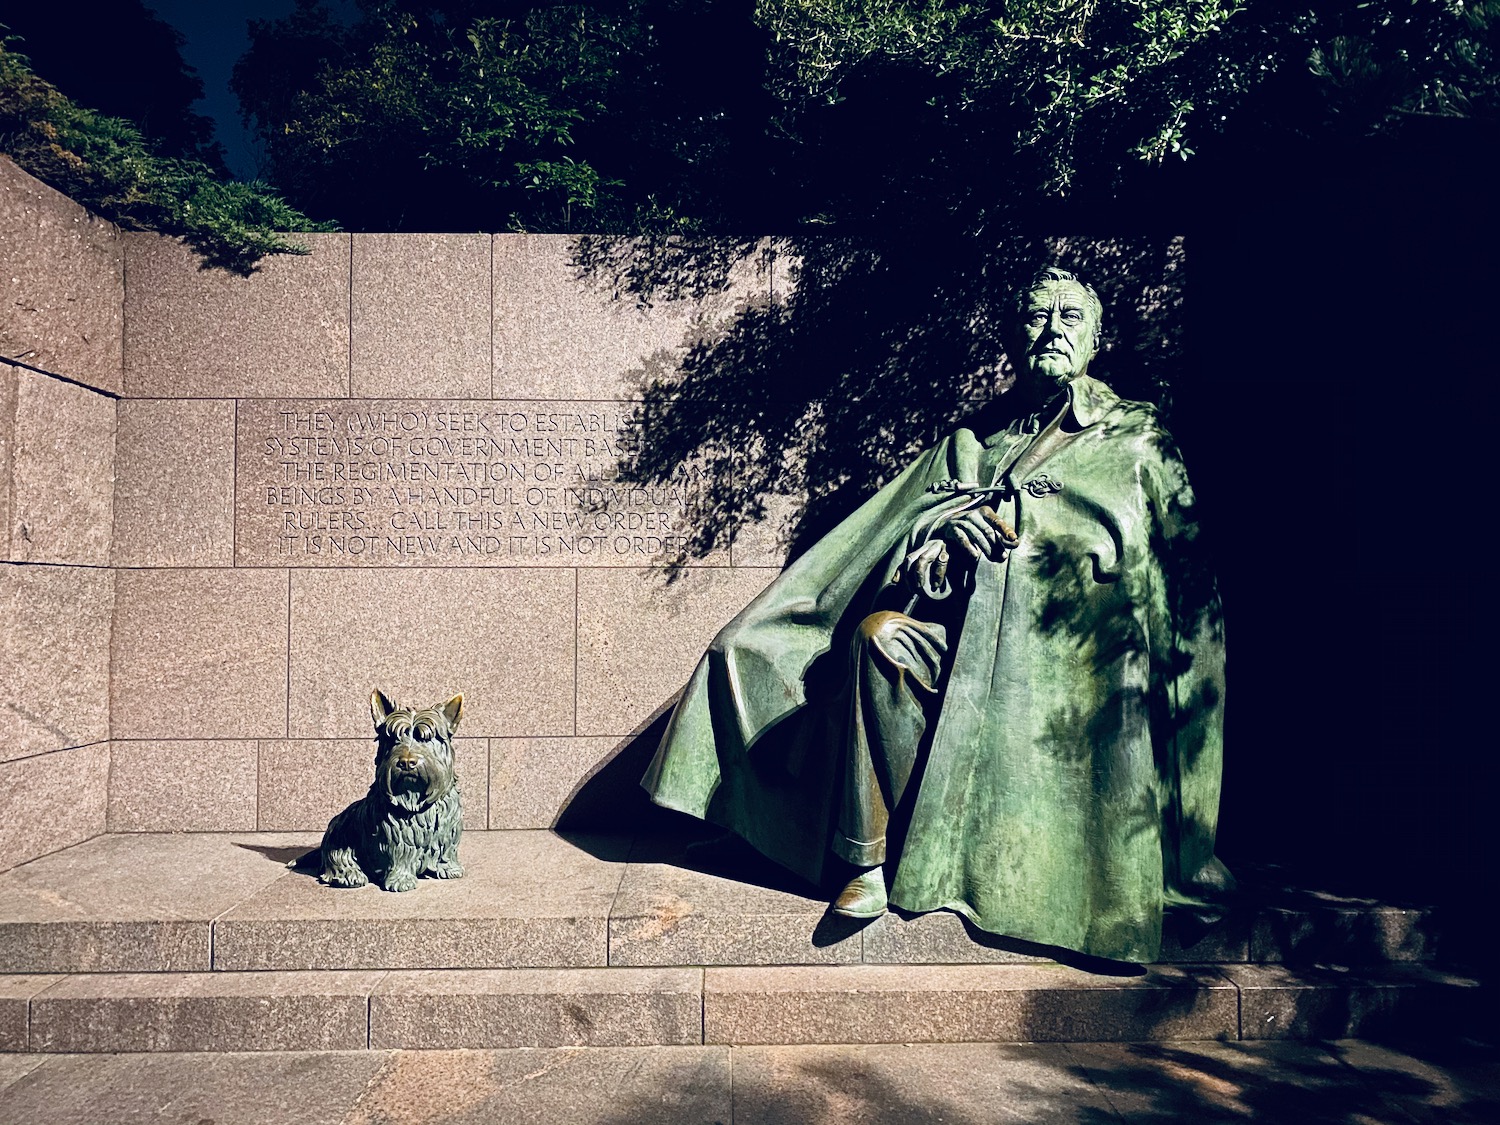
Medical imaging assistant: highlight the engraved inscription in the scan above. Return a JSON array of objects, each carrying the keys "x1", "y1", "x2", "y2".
[{"x1": 235, "y1": 400, "x2": 713, "y2": 566}]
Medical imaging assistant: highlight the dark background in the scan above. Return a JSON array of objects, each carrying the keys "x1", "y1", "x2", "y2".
[{"x1": 1169, "y1": 121, "x2": 1493, "y2": 928}]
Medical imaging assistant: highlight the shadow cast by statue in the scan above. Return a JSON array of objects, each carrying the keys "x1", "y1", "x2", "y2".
[
  {"x1": 234, "y1": 842, "x2": 314, "y2": 867},
  {"x1": 555, "y1": 702, "x2": 683, "y2": 835}
]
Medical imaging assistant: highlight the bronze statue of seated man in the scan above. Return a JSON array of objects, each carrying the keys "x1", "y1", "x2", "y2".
[{"x1": 643, "y1": 268, "x2": 1232, "y2": 963}]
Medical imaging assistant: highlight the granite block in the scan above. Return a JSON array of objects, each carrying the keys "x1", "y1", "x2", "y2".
[
  {"x1": 288, "y1": 569, "x2": 573, "y2": 738},
  {"x1": 107, "y1": 740, "x2": 257, "y2": 832},
  {"x1": 1064, "y1": 1041, "x2": 1381, "y2": 1124},
  {"x1": 0, "y1": 975, "x2": 63, "y2": 1051},
  {"x1": 1160, "y1": 911, "x2": 1252, "y2": 963},
  {"x1": 1327, "y1": 1038, "x2": 1500, "y2": 1125},
  {"x1": 30, "y1": 970, "x2": 381, "y2": 1052},
  {"x1": 860, "y1": 911, "x2": 1052, "y2": 966},
  {"x1": 111, "y1": 399, "x2": 235, "y2": 566},
  {"x1": 352, "y1": 234, "x2": 491, "y2": 397},
  {"x1": 370, "y1": 967, "x2": 702, "y2": 1048},
  {"x1": 1223, "y1": 963, "x2": 1481, "y2": 1041},
  {"x1": 0, "y1": 1054, "x2": 45, "y2": 1095},
  {"x1": 768, "y1": 240, "x2": 797, "y2": 305},
  {"x1": 489, "y1": 736, "x2": 620, "y2": 828},
  {"x1": 346, "y1": 1046, "x2": 731, "y2": 1125},
  {"x1": 0, "y1": 563, "x2": 113, "y2": 761},
  {"x1": 233, "y1": 397, "x2": 692, "y2": 569},
  {"x1": 0, "y1": 1051, "x2": 390, "y2": 1125},
  {"x1": 576, "y1": 567, "x2": 778, "y2": 736},
  {"x1": 123, "y1": 232, "x2": 350, "y2": 398},
  {"x1": 0, "y1": 832, "x2": 311, "y2": 972},
  {"x1": 704, "y1": 963, "x2": 1238, "y2": 1045},
  {"x1": 0, "y1": 156, "x2": 124, "y2": 393},
  {"x1": 5, "y1": 368, "x2": 115, "y2": 565},
  {"x1": 734, "y1": 1042, "x2": 1119, "y2": 1124},
  {"x1": 214, "y1": 831, "x2": 626, "y2": 970},
  {"x1": 111, "y1": 568, "x2": 289, "y2": 739},
  {"x1": 1251, "y1": 906, "x2": 1439, "y2": 964},
  {"x1": 0, "y1": 743, "x2": 108, "y2": 875},
  {"x1": 728, "y1": 485, "x2": 803, "y2": 569},
  {"x1": 610, "y1": 836, "x2": 860, "y2": 967},
  {"x1": 493, "y1": 233, "x2": 767, "y2": 400},
  {"x1": 0, "y1": 369, "x2": 14, "y2": 549},
  {"x1": 257, "y1": 737, "x2": 488, "y2": 831}
]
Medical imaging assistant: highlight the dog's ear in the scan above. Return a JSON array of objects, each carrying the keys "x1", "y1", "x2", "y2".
[
  {"x1": 370, "y1": 688, "x2": 397, "y2": 727},
  {"x1": 439, "y1": 693, "x2": 463, "y2": 732}
]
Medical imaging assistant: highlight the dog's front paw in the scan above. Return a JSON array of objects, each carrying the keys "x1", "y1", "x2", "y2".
[
  {"x1": 319, "y1": 851, "x2": 369, "y2": 888},
  {"x1": 430, "y1": 861, "x2": 465, "y2": 879},
  {"x1": 383, "y1": 869, "x2": 419, "y2": 892},
  {"x1": 320, "y1": 869, "x2": 369, "y2": 888}
]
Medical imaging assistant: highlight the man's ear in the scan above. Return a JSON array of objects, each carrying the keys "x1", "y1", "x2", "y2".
[
  {"x1": 1092, "y1": 323, "x2": 1103, "y2": 357},
  {"x1": 370, "y1": 688, "x2": 397, "y2": 727},
  {"x1": 439, "y1": 693, "x2": 463, "y2": 732}
]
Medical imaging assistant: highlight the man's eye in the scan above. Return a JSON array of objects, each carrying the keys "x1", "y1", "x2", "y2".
[{"x1": 1063, "y1": 311, "x2": 1082, "y2": 322}]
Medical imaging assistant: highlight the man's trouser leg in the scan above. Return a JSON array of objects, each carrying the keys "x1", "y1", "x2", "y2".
[{"x1": 834, "y1": 610, "x2": 948, "y2": 868}]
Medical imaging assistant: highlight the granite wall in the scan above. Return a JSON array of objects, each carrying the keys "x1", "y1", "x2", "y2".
[
  {"x1": 0, "y1": 157, "x2": 785, "y2": 868},
  {"x1": 0, "y1": 158, "x2": 119, "y2": 869}
]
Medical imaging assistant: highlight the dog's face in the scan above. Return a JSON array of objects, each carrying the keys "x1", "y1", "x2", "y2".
[{"x1": 369, "y1": 689, "x2": 462, "y2": 812}]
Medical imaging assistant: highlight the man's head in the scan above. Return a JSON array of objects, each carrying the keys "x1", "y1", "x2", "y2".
[{"x1": 1011, "y1": 268, "x2": 1103, "y2": 388}]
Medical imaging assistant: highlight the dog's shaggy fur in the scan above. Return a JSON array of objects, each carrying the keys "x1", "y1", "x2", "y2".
[{"x1": 317, "y1": 689, "x2": 465, "y2": 892}]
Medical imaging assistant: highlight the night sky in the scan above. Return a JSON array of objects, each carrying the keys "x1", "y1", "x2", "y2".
[{"x1": 144, "y1": 0, "x2": 355, "y2": 181}]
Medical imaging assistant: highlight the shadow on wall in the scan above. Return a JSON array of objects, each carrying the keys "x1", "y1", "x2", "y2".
[{"x1": 575, "y1": 233, "x2": 1188, "y2": 570}]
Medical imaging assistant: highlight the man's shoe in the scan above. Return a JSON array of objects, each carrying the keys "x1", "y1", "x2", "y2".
[{"x1": 832, "y1": 866, "x2": 888, "y2": 918}]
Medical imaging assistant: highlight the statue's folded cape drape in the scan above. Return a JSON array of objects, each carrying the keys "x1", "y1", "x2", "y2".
[{"x1": 643, "y1": 376, "x2": 1231, "y2": 961}]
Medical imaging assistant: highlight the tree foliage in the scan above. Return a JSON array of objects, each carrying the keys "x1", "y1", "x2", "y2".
[
  {"x1": 230, "y1": 1, "x2": 1496, "y2": 234},
  {"x1": 0, "y1": 3, "x2": 226, "y2": 169},
  {"x1": 758, "y1": 0, "x2": 1255, "y2": 196},
  {"x1": 0, "y1": 38, "x2": 334, "y2": 273},
  {"x1": 1309, "y1": 0, "x2": 1498, "y2": 135},
  {"x1": 234, "y1": 0, "x2": 679, "y2": 230}
]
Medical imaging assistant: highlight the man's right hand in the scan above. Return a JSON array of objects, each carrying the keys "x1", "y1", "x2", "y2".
[
  {"x1": 904, "y1": 506, "x2": 1019, "y2": 600},
  {"x1": 936, "y1": 505, "x2": 1019, "y2": 563}
]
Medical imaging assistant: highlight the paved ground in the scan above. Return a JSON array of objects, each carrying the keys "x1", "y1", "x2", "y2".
[{"x1": 2, "y1": 1038, "x2": 1497, "y2": 1124}]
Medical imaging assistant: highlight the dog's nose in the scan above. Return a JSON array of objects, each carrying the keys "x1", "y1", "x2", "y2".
[{"x1": 395, "y1": 755, "x2": 419, "y2": 772}]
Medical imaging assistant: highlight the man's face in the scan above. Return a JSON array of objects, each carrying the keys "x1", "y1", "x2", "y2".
[{"x1": 1017, "y1": 281, "x2": 1100, "y2": 387}]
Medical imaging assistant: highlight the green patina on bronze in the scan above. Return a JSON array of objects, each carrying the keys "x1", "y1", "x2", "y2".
[
  {"x1": 317, "y1": 689, "x2": 466, "y2": 893},
  {"x1": 642, "y1": 268, "x2": 1230, "y2": 963}
]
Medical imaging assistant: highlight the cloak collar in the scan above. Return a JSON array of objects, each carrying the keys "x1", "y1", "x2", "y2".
[
  {"x1": 1067, "y1": 374, "x2": 1118, "y2": 428},
  {"x1": 983, "y1": 374, "x2": 1118, "y2": 446}
]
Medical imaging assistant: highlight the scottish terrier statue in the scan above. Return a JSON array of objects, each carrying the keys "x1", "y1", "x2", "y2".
[{"x1": 317, "y1": 689, "x2": 465, "y2": 892}]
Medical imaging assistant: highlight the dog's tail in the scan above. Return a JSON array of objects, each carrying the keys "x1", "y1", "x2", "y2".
[{"x1": 286, "y1": 847, "x2": 321, "y2": 871}]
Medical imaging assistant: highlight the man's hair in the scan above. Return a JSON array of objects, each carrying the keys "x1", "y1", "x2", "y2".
[{"x1": 1014, "y1": 267, "x2": 1103, "y2": 350}]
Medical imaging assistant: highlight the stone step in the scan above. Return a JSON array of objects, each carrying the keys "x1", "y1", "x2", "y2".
[
  {"x1": 7, "y1": 1039, "x2": 1500, "y2": 1125},
  {"x1": 0, "y1": 832, "x2": 1446, "y2": 974},
  {"x1": 0, "y1": 963, "x2": 1478, "y2": 1053}
]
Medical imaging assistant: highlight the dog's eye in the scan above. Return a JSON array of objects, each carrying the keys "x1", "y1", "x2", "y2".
[{"x1": 415, "y1": 723, "x2": 433, "y2": 741}]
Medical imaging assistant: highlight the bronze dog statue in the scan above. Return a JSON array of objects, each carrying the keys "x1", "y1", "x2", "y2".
[{"x1": 317, "y1": 689, "x2": 465, "y2": 892}]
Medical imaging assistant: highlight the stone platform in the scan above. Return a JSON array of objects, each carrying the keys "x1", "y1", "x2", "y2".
[
  {"x1": 5, "y1": 1039, "x2": 1500, "y2": 1125},
  {"x1": 0, "y1": 831, "x2": 1479, "y2": 1054}
]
